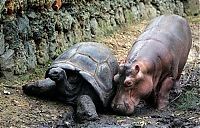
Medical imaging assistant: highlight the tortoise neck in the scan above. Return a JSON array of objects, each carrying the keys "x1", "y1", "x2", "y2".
[
  {"x1": 56, "y1": 77, "x2": 69, "y2": 95},
  {"x1": 56, "y1": 75, "x2": 83, "y2": 103}
]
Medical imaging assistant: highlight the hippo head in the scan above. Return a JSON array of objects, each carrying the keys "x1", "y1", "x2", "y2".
[{"x1": 112, "y1": 61, "x2": 154, "y2": 115}]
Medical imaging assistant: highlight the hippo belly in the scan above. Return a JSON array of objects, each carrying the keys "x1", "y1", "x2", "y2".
[{"x1": 112, "y1": 14, "x2": 192, "y2": 115}]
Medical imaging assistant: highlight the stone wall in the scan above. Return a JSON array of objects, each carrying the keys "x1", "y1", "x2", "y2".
[
  {"x1": 182, "y1": 0, "x2": 200, "y2": 16},
  {"x1": 0, "y1": 0, "x2": 198, "y2": 78}
]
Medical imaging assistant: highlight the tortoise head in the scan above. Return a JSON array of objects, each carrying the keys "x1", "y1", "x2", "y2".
[
  {"x1": 48, "y1": 67, "x2": 66, "y2": 82},
  {"x1": 48, "y1": 67, "x2": 83, "y2": 96}
]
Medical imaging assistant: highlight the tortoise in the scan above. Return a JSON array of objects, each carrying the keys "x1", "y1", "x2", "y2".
[{"x1": 22, "y1": 42, "x2": 119, "y2": 121}]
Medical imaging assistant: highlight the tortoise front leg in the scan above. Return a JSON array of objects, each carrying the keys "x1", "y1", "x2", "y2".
[
  {"x1": 22, "y1": 78, "x2": 56, "y2": 98},
  {"x1": 76, "y1": 95, "x2": 99, "y2": 122}
]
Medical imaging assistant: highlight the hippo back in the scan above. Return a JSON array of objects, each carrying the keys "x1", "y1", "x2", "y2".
[{"x1": 127, "y1": 15, "x2": 192, "y2": 71}]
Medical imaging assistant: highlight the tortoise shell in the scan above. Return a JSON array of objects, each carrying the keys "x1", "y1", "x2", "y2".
[{"x1": 45, "y1": 42, "x2": 119, "y2": 107}]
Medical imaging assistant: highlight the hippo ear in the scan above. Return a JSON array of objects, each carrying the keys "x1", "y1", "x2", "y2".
[{"x1": 133, "y1": 64, "x2": 140, "y2": 74}]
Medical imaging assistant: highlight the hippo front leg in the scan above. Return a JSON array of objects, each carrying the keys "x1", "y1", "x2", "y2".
[
  {"x1": 22, "y1": 78, "x2": 56, "y2": 97},
  {"x1": 76, "y1": 95, "x2": 99, "y2": 122},
  {"x1": 157, "y1": 77, "x2": 174, "y2": 109}
]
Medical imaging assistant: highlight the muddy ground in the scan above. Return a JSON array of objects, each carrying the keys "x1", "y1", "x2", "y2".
[{"x1": 0, "y1": 16, "x2": 199, "y2": 128}]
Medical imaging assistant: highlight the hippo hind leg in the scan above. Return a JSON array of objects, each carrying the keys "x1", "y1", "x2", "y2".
[
  {"x1": 76, "y1": 95, "x2": 99, "y2": 122},
  {"x1": 157, "y1": 77, "x2": 174, "y2": 109},
  {"x1": 22, "y1": 78, "x2": 56, "y2": 98}
]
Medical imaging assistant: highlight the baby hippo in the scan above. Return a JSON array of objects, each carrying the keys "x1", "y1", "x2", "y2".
[{"x1": 112, "y1": 14, "x2": 192, "y2": 115}]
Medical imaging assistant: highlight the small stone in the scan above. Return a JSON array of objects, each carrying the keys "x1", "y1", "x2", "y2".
[
  {"x1": 12, "y1": 100, "x2": 19, "y2": 106},
  {"x1": 90, "y1": 17, "x2": 100, "y2": 35},
  {"x1": 0, "y1": 49, "x2": 15, "y2": 78},
  {"x1": 3, "y1": 90, "x2": 11, "y2": 95},
  {"x1": 64, "y1": 121, "x2": 70, "y2": 125},
  {"x1": 27, "y1": 12, "x2": 37, "y2": 19}
]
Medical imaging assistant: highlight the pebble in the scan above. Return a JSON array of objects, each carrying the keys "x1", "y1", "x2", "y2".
[
  {"x1": 12, "y1": 100, "x2": 19, "y2": 106},
  {"x1": 3, "y1": 90, "x2": 11, "y2": 95}
]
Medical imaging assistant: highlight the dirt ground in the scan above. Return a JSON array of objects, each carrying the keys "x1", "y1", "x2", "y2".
[{"x1": 0, "y1": 16, "x2": 199, "y2": 128}]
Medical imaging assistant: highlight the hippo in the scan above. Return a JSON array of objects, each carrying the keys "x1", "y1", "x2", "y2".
[{"x1": 111, "y1": 14, "x2": 192, "y2": 115}]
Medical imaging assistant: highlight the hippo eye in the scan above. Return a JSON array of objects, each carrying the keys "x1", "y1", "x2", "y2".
[{"x1": 125, "y1": 67, "x2": 134, "y2": 74}]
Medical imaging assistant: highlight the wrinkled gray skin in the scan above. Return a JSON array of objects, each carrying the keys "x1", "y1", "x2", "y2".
[
  {"x1": 112, "y1": 15, "x2": 192, "y2": 115},
  {"x1": 22, "y1": 65, "x2": 100, "y2": 122},
  {"x1": 23, "y1": 42, "x2": 118, "y2": 122}
]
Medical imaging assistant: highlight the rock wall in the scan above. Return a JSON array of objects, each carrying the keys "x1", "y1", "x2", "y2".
[
  {"x1": 0, "y1": 0, "x2": 198, "y2": 78},
  {"x1": 182, "y1": 0, "x2": 200, "y2": 16}
]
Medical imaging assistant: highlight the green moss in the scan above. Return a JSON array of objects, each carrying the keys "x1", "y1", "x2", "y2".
[
  {"x1": 124, "y1": 9, "x2": 134, "y2": 25},
  {"x1": 175, "y1": 89, "x2": 200, "y2": 110},
  {"x1": 18, "y1": 65, "x2": 47, "y2": 81},
  {"x1": 187, "y1": 16, "x2": 200, "y2": 23}
]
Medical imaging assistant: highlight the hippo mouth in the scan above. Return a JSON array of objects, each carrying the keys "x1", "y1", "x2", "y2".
[{"x1": 112, "y1": 101, "x2": 135, "y2": 115}]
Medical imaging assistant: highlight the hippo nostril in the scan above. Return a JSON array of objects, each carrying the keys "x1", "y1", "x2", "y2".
[
  {"x1": 112, "y1": 104, "x2": 129, "y2": 115},
  {"x1": 116, "y1": 104, "x2": 120, "y2": 109},
  {"x1": 112, "y1": 104, "x2": 123, "y2": 110},
  {"x1": 124, "y1": 102, "x2": 129, "y2": 110},
  {"x1": 124, "y1": 81, "x2": 132, "y2": 87}
]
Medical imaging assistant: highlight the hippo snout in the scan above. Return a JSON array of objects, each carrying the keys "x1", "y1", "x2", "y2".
[
  {"x1": 111, "y1": 103, "x2": 126, "y2": 114},
  {"x1": 111, "y1": 102, "x2": 134, "y2": 116},
  {"x1": 111, "y1": 89, "x2": 140, "y2": 115}
]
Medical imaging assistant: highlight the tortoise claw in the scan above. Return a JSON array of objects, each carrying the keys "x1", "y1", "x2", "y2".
[
  {"x1": 22, "y1": 81, "x2": 41, "y2": 96},
  {"x1": 76, "y1": 95, "x2": 99, "y2": 122}
]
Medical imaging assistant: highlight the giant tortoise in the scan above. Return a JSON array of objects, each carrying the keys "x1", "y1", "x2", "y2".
[{"x1": 23, "y1": 42, "x2": 119, "y2": 121}]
